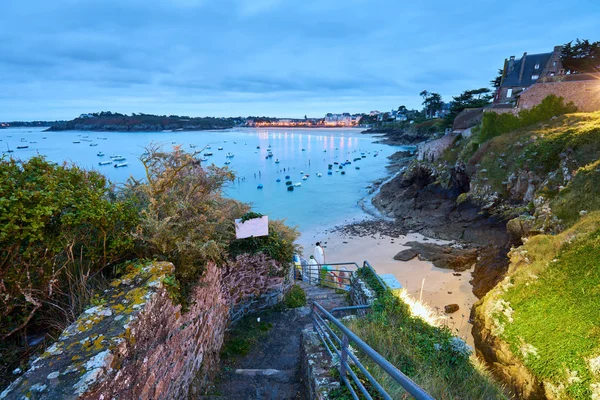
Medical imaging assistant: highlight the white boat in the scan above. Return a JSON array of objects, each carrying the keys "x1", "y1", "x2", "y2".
[
  {"x1": 293, "y1": 182, "x2": 301, "y2": 187},
  {"x1": 316, "y1": 173, "x2": 322, "y2": 177},
  {"x1": 224, "y1": 161, "x2": 231, "y2": 165},
  {"x1": 99, "y1": 161, "x2": 112, "y2": 166},
  {"x1": 112, "y1": 157, "x2": 126, "y2": 162},
  {"x1": 302, "y1": 176, "x2": 308, "y2": 181},
  {"x1": 204, "y1": 152, "x2": 213, "y2": 156},
  {"x1": 110, "y1": 155, "x2": 123, "y2": 159},
  {"x1": 226, "y1": 152, "x2": 234, "y2": 158},
  {"x1": 218, "y1": 147, "x2": 223, "y2": 150},
  {"x1": 114, "y1": 163, "x2": 128, "y2": 168},
  {"x1": 97, "y1": 152, "x2": 104, "y2": 157}
]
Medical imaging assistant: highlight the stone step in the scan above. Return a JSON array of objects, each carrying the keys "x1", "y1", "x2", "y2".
[{"x1": 234, "y1": 369, "x2": 296, "y2": 383}]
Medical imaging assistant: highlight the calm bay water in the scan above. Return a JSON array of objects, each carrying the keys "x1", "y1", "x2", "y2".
[{"x1": 1, "y1": 127, "x2": 407, "y2": 232}]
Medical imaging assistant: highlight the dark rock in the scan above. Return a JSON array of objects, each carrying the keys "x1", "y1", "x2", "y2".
[
  {"x1": 402, "y1": 242, "x2": 478, "y2": 271},
  {"x1": 471, "y1": 246, "x2": 510, "y2": 298},
  {"x1": 393, "y1": 249, "x2": 419, "y2": 261},
  {"x1": 444, "y1": 304, "x2": 460, "y2": 313}
]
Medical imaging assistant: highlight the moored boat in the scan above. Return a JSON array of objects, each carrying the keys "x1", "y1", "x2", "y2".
[
  {"x1": 99, "y1": 161, "x2": 112, "y2": 166},
  {"x1": 114, "y1": 163, "x2": 128, "y2": 168}
]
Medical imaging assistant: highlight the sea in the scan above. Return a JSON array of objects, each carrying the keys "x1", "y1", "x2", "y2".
[{"x1": 1, "y1": 127, "x2": 410, "y2": 232}]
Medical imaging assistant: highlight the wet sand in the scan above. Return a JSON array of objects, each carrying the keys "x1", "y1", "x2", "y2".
[{"x1": 297, "y1": 228, "x2": 476, "y2": 346}]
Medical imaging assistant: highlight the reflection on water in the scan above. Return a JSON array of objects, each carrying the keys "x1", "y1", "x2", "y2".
[{"x1": 1, "y1": 127, "x2": 409, "y2": 231}]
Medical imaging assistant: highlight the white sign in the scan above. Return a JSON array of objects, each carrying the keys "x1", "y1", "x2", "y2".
[{"x1": 235, "y1": 216, "x2": 269, "y2": 239}]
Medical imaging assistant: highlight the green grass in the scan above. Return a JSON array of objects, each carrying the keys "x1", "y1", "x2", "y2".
[
  {"x1": 344, "y1": 289, "x2": 506, "y2": 399},
  {"x1": 494, "y1": 213, "x2": 600, "y2": 399},
  {"x1": 552, "y1": 160, "x2": 600, "y2": 227},
  {"x1": 284, "y1": 284, "x2": 306, "y2": 308}
]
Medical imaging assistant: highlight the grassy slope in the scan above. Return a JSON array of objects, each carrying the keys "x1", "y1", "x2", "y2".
[
  {"x1": 443, "y1": 112, "x2": 600, "y2": 398},
  {"x1": 486, "y1": 213, "x2": 600, "y2": 399},
  {"x1": 345, "y1": 269, "x2": 506, "y2": 399}
]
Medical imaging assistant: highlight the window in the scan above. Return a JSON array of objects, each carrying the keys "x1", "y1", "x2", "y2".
[
  {"x1": 534, "y1": 63, "x2": 540, "y2": 69},
  {"x1": 532, "y1": 74, "x2": 539, "y2": 80},
  {"x1": 507, "y1": 88, "x2": 513, "y2": 97}
]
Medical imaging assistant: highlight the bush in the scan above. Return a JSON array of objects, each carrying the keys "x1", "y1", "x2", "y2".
[
  {"x1": 0, "y1": 156, "x2": 138, "y2": 340},
  {"x1": 228, "y1": 219, "x2": 299, "y2": 265},
  {"x1": 127, "y1": 144, "x2": 247, "y2": 290},
  {"x1": 0, "y1": 156, "x2": 138, "y2": 388},
  {"x1": 479, "y1": 95, "x2": 577, "y2": 143},
  {"x1": 284, "y1": 285, "x2": 306, "y2": 308}
]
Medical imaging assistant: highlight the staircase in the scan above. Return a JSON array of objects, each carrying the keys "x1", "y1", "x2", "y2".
[
  {"x1": 203, "y1": 283, "x2": 349, "y2": 399},
  {"x1": 298, "y1": 281, "x2": 348, "y2": 311}
]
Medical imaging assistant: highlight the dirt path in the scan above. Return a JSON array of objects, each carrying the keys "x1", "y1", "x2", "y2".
[{"x1": 204, "y1": 283, "x2": 348, "y2": 400}]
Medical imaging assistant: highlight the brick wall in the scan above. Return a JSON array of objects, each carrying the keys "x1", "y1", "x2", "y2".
[
  {"x1": 518, "y1": 80, "x2": 600, "y2": 112},
  {"x1": 2, "y1": 256, "x2": 293, "y2": 400}
]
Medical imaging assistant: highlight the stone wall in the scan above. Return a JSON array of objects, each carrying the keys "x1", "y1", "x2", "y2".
[
  {"x1": 301, "y1": 328, "x2": 341, "y2": 400},
  {"x1": 518, "y1": 80, "x2": 600, "y2": 112},
  {"x1": 417, "y1": 133, "x2": 459, "y2": 162},
  {"x1": 349, "y1": 275, "x2": 377, "y2": 309},
  {"x1": 2, "y1": 256, "x2": 293, "y2": 400}
]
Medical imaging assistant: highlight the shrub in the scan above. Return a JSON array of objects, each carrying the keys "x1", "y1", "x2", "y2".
[
  {"x1": 228, "y1": 219, "x2": 299, "y2": 265},
  {"x1": 479, "y1": 95, "x2": 577, "y2": 143},
  {"x1": 284, "y1": 285, "x2": 306, "y2": 308},
  {"x1": 0, "y1": 156, "x2": 138, "y2": 341},
  {"x1": 127, "y1": 144, "x2": 248, "y2": 290}
]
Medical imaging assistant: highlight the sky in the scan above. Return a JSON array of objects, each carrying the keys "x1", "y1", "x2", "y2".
[{"x1": 1, "y1": 0, "x2": 599, "y2": 121}]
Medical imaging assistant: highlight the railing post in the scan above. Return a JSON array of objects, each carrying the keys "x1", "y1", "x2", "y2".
[{"x1": 340, "y1": 334, "x2": 349, "y2": 378}]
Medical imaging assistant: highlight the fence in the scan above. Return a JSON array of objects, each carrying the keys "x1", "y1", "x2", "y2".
[{"x1": 311, "y1": 301, "x2": 434, "y2": 399}]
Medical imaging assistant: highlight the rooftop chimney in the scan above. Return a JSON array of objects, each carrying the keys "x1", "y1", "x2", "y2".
[
  {"x1": 518, "y1": 52, "x2": 527, "y2": 84},
  {"x1": 508, "y1": 55, "x2": 516, "y2": 73}
]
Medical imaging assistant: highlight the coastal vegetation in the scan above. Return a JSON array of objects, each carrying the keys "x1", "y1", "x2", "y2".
[
  {"x1": 344, "y1": 268, "x2": 506, "y2": 399},
  {"x1": 0, "y1": 146, "x2": 297, "y2": 390},
  {"x1": 392, "y1": 96, "x2": 600, "y2": 398},
  {"x1": 479, "y1": 213, "x2": 600, "y2": 399}
]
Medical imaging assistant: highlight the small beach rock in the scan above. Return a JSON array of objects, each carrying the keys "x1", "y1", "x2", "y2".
[
  {"x1": 393, "y1": 249, "x2": 419, "y2": 261},
  {"x1": 445, "y1": 304, "x2": 460, "y2": 313}
]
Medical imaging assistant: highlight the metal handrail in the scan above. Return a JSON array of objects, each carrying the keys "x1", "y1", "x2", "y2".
[
  {"x1": 312, "y1": 301, "x2": 435, "y2": 400},
  {"x1": 298, "y1": 261, "x2": 359, "y2": 291},
  {"x1": 362, "y1": 260, "x2": 388, "y2": 292}
]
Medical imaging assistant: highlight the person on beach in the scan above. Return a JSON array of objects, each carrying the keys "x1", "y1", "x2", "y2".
[{"x1": 314, "y1": 242, "x2": 325, "y2": 265}]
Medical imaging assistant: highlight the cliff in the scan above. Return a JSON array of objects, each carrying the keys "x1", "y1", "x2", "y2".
[
  {"x1": 373, "y1": 110, "x2": 600, "y2": 399},
  {"x1": 46, "y1": 113, "x2": 237, "y2": 132}
]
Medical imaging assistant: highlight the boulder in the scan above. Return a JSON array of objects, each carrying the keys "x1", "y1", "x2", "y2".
[
  {"x1": 401, "y1": 242, "x2": 478, "y2": 272},
  {"x1": 393, "y1": 249, "x2": 419, "y2": 261},
  {"x1": 444, "y1": 304, "x2": 459, "y2": 313}
]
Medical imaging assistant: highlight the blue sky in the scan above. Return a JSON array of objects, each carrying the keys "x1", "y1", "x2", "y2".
[{"x1": 1, "y1": 0, "x2": 599, "y2": 120}]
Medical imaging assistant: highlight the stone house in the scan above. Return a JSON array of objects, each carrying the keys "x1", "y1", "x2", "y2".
[{"x1": 494, "y1": 46, "x2": 563, "y2": 104}]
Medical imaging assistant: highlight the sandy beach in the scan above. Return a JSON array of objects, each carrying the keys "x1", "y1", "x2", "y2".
[{"x1": 297, "y1": 225, "x2": 476, "y2": 346}]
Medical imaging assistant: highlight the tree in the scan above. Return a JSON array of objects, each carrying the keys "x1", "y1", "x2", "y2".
[
  {"x1": 561, "y1": 39, "x2": 600, "y2": 74},
  {"x1": 421, "y1": 91, "x2": 443, "y2": 119},
  {"x1": 397, "y1": 105, "x2": 408, "y2": 113},
  {"x1": 491, "y1": 69, "x2": 503, "y2": 88},
  {"x1": 444, "y1": 88, "x2": 493, "y2": 127}
]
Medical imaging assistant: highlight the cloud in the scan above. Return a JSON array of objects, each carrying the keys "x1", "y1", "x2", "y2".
[{"x1": 0, "y1": 0, "x2": 599, "y2": 120}]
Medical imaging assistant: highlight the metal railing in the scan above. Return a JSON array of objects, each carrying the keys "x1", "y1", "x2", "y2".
[
  {"x1": 312, "y1": 301, "x2": 435, "y2": 400},
  {"x1": 297, "y1": 261, "x2": 360, "y2": 291},
  {"x1": 362, "y1": 260, "x2": 388, "y2": 291}
]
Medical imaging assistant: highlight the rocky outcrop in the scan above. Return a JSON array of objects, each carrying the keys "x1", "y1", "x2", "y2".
[
  {"x1": 373, "y1": 164, "x2": 511, "y2": 248},
  {"x1": 394, "y1": 242, "x2": 478, "y2": 272},
  {"x1": 472, "y1": 296, "x2": 545, "y2": 399}
]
